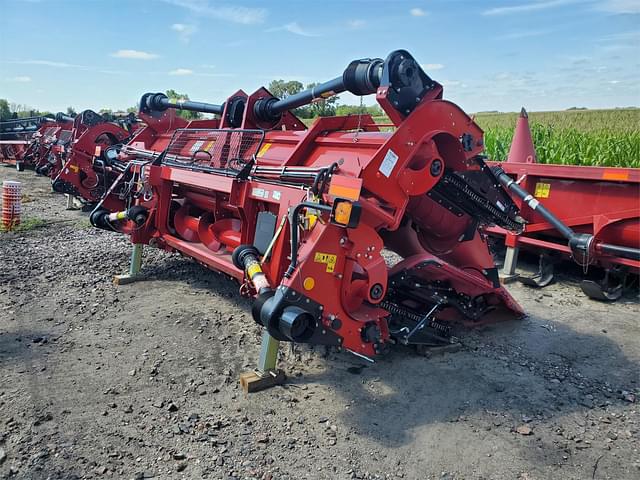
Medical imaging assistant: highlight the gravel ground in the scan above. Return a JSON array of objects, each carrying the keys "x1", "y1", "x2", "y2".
[{"x1": 0, "y1": 168, "x2": 639, "y2": 480}]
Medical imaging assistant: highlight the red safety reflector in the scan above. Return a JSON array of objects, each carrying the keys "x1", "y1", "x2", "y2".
[
  {"x1": 328, "y1": 175, "x2": 362, "y2": 201},
  {"x1": 602, "y1": 170, "x2": 629, "y2": 181}
]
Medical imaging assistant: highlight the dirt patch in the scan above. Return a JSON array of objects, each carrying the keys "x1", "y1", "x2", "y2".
[{"x1": 1, "y1": 167, "x2": 639, "y2": 480}]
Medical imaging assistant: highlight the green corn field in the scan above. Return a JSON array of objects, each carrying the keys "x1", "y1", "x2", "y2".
[{"x1": 476, "y1": 109, "x2": 640, "y2": 168}]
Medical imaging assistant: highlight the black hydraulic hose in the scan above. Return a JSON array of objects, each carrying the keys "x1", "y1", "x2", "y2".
[
  {"x1": 494, "y1": 166, "x2": 640, "y2": 263},
  {"x1": 254, "y1": 57, "x2": 384, "y2": 123},
  {"x1": 55, "y1": 112, "x2": 74, "y2": 122},
  {"x1": 141, "y1": 92, "x2": 224, "y2": 115},
  {"x1": 493, "y1": 166, "x2": 595, "y2": 262},
  {"x1": 599, "y1": 243, "x2": 640, "y2": 261},
  {"x1": 285, "y1": 201, "x2": 332, "y2": 278},
  {"x1": 264, "y1": 77, "x2": 345, "y2": 117},
  {"x1": 495, "y1": 168, "x2": 574, "y2": 240}
]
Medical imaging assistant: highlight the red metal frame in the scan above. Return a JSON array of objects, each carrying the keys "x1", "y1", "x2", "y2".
[
  {"x1": 485, "y1": 111, "x2": 639, "y2": 273},
  {"x1": 0, "y1": 119, "x2": 72, "y2": 170},
  {"x1": 51, "y1": 116, "x2": 135, "y2": 206},
  {"x1": 95, "y1": 92, "x2": 525, "y2": 357}
]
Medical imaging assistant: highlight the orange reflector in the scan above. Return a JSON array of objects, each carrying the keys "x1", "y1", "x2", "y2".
[
  {"x1": 333, "y1": 201, "x2": 353, "y2": 226},
  {"x1": 94, "y1": 145, "x2": 102, "y2": 157},
  {"x1": 303, "y1": 277, "x2": 315, "y2": 290},
  {"x1": 328, "y1": 175, "x2": 362, "y2": 201},
  {"x1": 602, "y1": 170, "x2": 629, "y2": 181}
]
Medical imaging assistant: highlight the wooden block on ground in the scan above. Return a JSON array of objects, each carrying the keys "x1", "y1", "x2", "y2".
[
  {"x1": 240, "y1": 369, "x2": 286, "y2": 394},
  {"x1": 499, "y1": 272, "x2": 520, "y2": 284},
  {"x1": 113, "y1": 274, "x2": 140, "y2": 286}
]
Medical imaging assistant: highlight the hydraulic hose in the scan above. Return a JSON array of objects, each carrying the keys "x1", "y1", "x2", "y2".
[
  {"x1": 141, "y1": 92, "x2": 224, "y2": 116},
  {"x1": 493, "y1": 166, "x2": 640, "y2": 262},
  {"x1": 254, "y1": 57, "x2": 384, "y2": 123},
  {"x1": 55, "y1": 113, "x2": 74, "y2": 123}
]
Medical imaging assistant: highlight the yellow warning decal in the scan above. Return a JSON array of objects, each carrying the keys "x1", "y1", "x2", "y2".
[
  {"x1": 314, "y1": 252, "x2": 337, "y2": 273},
  {"x1": 257, "y1": 142, "x2": 272, "y2": 157},
  {"x1": 247, "y1": 263, "x2": 262, "y2": 279},
  {"x1": 205, "y1": 139, "x2": 216, "y2": 151},
  {"x1": 69, "y1": 164, "x2": 79, "y2": 173},
  {"x1": 534, "y1": 182, "x2": 551, "y2": 198}
]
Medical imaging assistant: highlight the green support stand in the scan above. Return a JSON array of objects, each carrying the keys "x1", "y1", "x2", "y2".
[
  {"x1": 113, "y1": 243, "x2": 144, "y2": 285},
  {"x1": 240, "y1": 331, "x2": 285, "y2": 393},
  {"x1": 499, "y1": 246, "x2": 520, "y2": 284}
]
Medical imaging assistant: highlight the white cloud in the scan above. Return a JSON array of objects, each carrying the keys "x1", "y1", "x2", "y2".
[
  {"x1": 483, "y1": 0, "x2": 576, "y2": 16},
  {"x1": 498, "y1": 29, "x2": 548, "y2": 40},
  {"x1": 596, "y1": 0, "x2": 640, "y2": 14},
  {"x1": 196, "y1": 72, "x2": 235, "y2": 78},
  {"x1": 171, "y1": 23, "x2": 198, "y2": 42},
  {"x1": 421, "y1": 63, "x2": 444, "y2": 71},
  {"x1": 2, "y1": 59, "x2": 127, "y2": 76},
  {"x1": 6, "y1": 76, "x2": 31, "y2": 82},
  {"x1": 12, "y1": 59, "x2": 77, "y2": 68},
  {"x1": 347, "y1": 19, "x2": 366, "y2": 28},
  {"x1": 410, "y1": 7, "x2": 427, "y2": 16},
  {"x1": 267, "y1": 22, "x2": 320, "y2": 37},
  {"x1": 169, "y1": 68, "x2": 194, "y2": 76},
  {"x1": 600, "y1": 30, "x2": 640, "y2": 41},
  {"x1": 111, "y1": 49, "x2": 159, "y2": 60},
  {"x1": 162, "y1": 0, "x2": 267, "y2": 25}
]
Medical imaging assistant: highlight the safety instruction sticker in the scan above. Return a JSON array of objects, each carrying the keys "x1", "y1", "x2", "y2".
[
  {"x1": 534, "y1": 182, "x2": 551, "y2": 198},
  {"x1": 189, "y1": 140, "x2": 205, "y2": 154},
  {"x1": 251, "y1": 187, "x2": 269, "y2": 199},
  {"x1": 314, "y1": 252, "x2": 337, "y2": 273},
  {"x1": 379, "y1": 149, "x2": 399, "y2": 177}
]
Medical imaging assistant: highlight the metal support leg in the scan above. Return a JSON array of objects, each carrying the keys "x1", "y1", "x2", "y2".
[
  {"x1": 499, "y1": 246, "x2": 520, "y2": 283},
  {"x1": 65, "y1": 194, "x2": 83, "y2": 210},
  {"x1": 240, "y1": 331, "x2": 286, "y2": 394},
  {"x1": 129, "y1": 243, "x2": 143, "y2": 275},
  {"x1": 113, "y1": 243, "x2": 144, "y2": 285},
  {"x1": 257, "y1": 332, "x2": 280, "y2": 373}
]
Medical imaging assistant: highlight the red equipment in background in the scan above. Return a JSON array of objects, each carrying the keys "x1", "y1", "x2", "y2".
[
  {"x1": 487, "y1": 108, "x2": 639, "y2": 300},
  {"x1": 0, "y1": 114, "x2": 72, "y2": 171},
  {"x1": 91, "y1": 50, "x2": 529, "y2": 359},
  {"x1": 31, "y1": 113, "x2": 75, "y2": 175},
  {"x1": 50, "y1": 110, "x2": 140, "y2": 207},
  {"x1": 74, "y1": 108, "x2": 219, "y2": 214},
  {"x1": 0, "y1": 137, "x2": 30, "y2": 170}
]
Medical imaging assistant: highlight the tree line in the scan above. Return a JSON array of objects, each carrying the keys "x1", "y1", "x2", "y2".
[{"x1": 0, "y1": 99, "x2": 78, "y2": 121}]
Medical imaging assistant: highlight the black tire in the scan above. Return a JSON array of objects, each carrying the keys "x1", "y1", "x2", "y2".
[{"x1": 16, "y1": 162, "x2": 25, "y2": 172}]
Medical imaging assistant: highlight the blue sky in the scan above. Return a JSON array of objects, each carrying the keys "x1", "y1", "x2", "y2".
[{"x1": 0, "y1": 0, "x2": 638, "y2": 114}]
